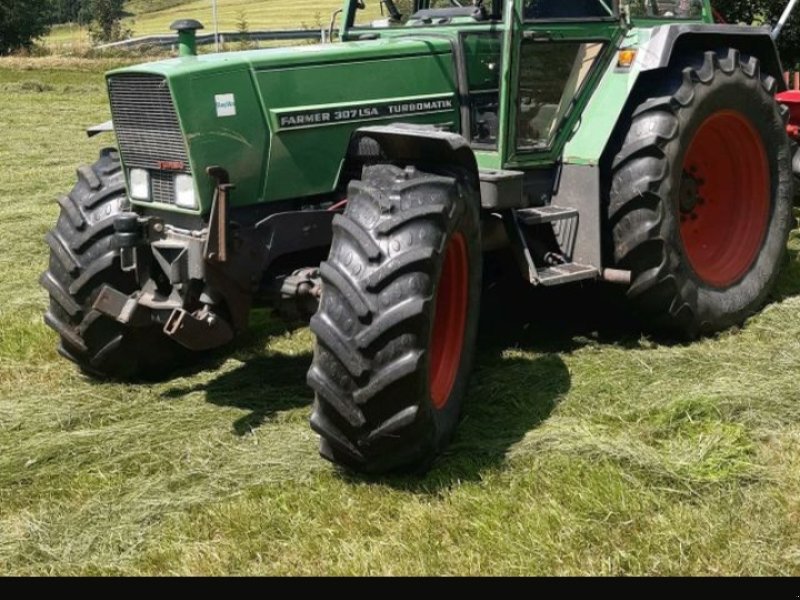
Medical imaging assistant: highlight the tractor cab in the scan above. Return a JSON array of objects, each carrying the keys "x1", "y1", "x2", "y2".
[{"x1": 339, "y1": 0, "x2": 712, "y2": 172}]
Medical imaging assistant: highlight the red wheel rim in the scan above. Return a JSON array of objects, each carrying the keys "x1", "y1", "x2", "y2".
[
  {"x1": 679, "y1": 110, "x2": 770, "y2": 288},
  {"x1": 429, "y1": 232, "x2": 469, "y2": 410}
]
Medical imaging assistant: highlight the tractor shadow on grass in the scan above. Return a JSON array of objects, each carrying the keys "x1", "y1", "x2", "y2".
[
  {"x1": 179, "y1": 352, "x2": 312, "y2": 436},
  {"x1": 476, "y1": 253, "x2": 646, "y2": 353},
  {"x1": 162, "y1": 240, "x2": 800, "y2": 485},
  {"x1": 345, "y1": 255, "x2": 648, "y2": 491},
  {"x1": 398, "y1": 242, "x2": 800, "y2": 489},
  {"x1": 772, "y1": 234, "x2": 800, "y2": 303},
  {"x1": 162, "y1": 311, "x2": 314, "y2": 435},
  {"x1": 425, "y1": 351, "x2": 571, "y2": 486}
]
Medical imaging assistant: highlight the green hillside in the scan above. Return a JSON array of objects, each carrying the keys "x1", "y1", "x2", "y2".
[{"x1": 47, "y1": 0, "x2": 345, "y2": 48}]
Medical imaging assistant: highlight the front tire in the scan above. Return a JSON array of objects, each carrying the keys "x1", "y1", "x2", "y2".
[
  {"x1": 308, "y1": 164, "x2": 482, "y2": 474},
  {"x1": 41, "y1": 148, "x2": 187, "y2": 380},
  {"x1": 610, "y1": 50, "x2": 795, "y2": 337}
]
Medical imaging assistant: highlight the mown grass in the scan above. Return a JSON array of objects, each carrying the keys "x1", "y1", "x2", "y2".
[{"x1": 2, "y1": 59, "x2": 800, "y2": 575}]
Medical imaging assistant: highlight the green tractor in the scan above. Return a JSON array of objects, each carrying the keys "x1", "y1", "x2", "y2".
[{"x1": 42, "y1": 0, "x2": 800, "y2": 473}]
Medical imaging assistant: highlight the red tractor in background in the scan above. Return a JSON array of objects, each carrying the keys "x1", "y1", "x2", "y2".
[
  {"x1": 753, "y1": 0, "x2": 800, "y2": 164},
  {"x1": 779, "y1": 89, "x2": 800, "y2": 156}
]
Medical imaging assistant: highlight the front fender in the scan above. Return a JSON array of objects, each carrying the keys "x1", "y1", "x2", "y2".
[{"x1": 350, "y1": 124, "x2": 480, "y2": 189}]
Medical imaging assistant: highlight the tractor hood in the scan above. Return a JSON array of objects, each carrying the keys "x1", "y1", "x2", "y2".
[{"x1": 106, "y1": 37, "x2": 459, "y2": 213}]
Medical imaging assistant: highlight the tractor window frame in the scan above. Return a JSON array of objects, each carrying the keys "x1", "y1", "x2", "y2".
[
  {"x1": 626, "y1": 0, "x2": 706, "y2": 20},
  {"x1": 521, "y1": 0, "x2": 619, "y2": 23},
  {"x1": 345, "y1": 0, "x2": 504, "y2": 31},
  {"x1": 460, "y1": 30, "x2": 504, "y2": 151},
  {"x1": 513, "y1": 38, "x2": 611, "y2": 154}
]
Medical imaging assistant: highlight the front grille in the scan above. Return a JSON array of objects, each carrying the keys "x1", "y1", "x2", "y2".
[
  {"x1": 108, "y1": 74, "x2": 190, "y2": 176},
  {"x1": 150, "y1": 170, "x2": 176, "y2": 205}
]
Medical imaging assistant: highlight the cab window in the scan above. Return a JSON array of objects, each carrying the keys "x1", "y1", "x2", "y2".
[
  {"x1": 516, "y1": 41, "x2": 606, "y2": 150},
  {"x1": 352, "y1": 0, "x2": 502, "y2": 28},
  {"x1": 628, "y1": 0, "x2": 704, "y2": 18},
  {"x1": 522, "y1": 0, "x2": 614, "y2": 20}
]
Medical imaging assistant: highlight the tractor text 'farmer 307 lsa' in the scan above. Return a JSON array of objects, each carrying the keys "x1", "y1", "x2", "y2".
[{"x1": 42, "y1": 0, "x2": 800, "y2": 473}]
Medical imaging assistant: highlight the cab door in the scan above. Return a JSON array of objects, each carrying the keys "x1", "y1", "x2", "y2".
[{"x1": 501, "y1": 0, "x2": 624, "y2": 167}]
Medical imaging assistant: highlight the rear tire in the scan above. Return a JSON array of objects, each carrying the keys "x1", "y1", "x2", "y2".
[
  {"x1": 308, "y1": 164, "x2": 482, "y2": 474},
  {"x1": 41, "y1": 148, "x2": 188, "y2": 380},
  {"x1": 610, "y1": 49, "x2": 794, "y2": 337}
]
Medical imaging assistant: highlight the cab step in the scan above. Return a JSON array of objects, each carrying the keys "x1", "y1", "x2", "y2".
[
  {"x1": 503, "y1": 207, "x2": 599, "y2": 287},
  {"x1": 516, "y1": 205, "x2": 579, "y2": 225},
  {"x1": 537, "y1": 263, "x2": 599, "y2": 286}
]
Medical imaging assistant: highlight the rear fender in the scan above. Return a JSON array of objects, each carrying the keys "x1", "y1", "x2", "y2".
[
  {"x1": 640, "y1": 24, "x2": 785, "y2": 85},
  {"x1": 564, "y1": 24, "x2": 787, "y2": 167}
]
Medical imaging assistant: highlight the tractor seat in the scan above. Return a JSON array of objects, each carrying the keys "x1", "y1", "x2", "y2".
[{"x1": 518, "y1": 102, "x2": 559, "y2": 146}]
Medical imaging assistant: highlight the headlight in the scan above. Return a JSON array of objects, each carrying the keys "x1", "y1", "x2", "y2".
[
  {"x1": 129, "y1": 168, "x2": 150, "y2": 201},
  {"x1": 174, "y1": 174, "x2": 197, "y2": 209}
]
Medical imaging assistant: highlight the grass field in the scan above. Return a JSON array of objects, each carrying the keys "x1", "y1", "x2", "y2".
[
  {"x1": 46, "y1": 0, "x2": 342, "y2": 50},
  {"x1": 2, "y1": 57, "x2": 800, "y2": 575}
]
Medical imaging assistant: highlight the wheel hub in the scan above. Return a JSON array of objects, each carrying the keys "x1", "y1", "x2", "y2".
[{"x1": 678, "y1": 169, "x2": 704, "y2": 217}]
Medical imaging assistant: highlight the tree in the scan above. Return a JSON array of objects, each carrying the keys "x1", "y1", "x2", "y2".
[
  {"x1": 49, "y1": 0, "x2": 86, "y2": 25},
  {"x1": 235, "y1": 10, "x2": 257, "y2": 51},
  {"x1": 87, "y1": 0, "x2": 130, "y2": 44},
  {"x1": 0, "y1": 0, "x2": 51, "y2": 54},
  {"x1": 713, "y1": 0, "x2": 800, "y2": 68}
]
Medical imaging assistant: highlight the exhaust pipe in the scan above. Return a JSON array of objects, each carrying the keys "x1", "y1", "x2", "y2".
[{"x1": 602, "y1": 269, "x2": 632, "y2": 285}]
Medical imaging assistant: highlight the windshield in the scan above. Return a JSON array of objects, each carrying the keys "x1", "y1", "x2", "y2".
[
  {"x1": 521, "y1": 0, "x2": 703, "y2": 21},
  {"x1": 627, "y1": 0, "x2": 704, "y2": 19},
  {"x1": 351, "y1": 0, "x2": 502, "y2": 28},
  {"x1": 522, "y1": 0, "x2": 614, "y2": 20}
]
